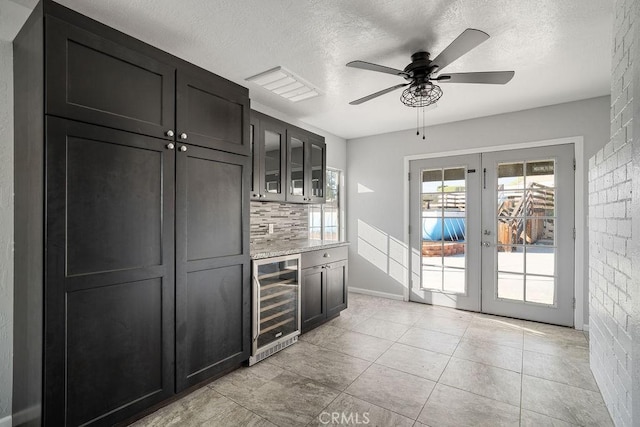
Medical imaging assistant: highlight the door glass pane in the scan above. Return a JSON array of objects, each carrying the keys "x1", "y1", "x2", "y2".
[
  {"x1": 524, "y1": 218, "x2": 554, "y2": 245},
  {"x1": 421, "y1": 167, "x2": 466, "y2": 294},
  {"x1": 497, "y1": 246, "x2": 524, "y2": 273},
  {"x1": 289, "y1": 137, "x2": 304, "y2": 196},
  {"x1": 526, "y1": 160, "x2": 555, "y2": 187},
  {"x1": 422, "y1": 265, "x2": 443, "y2": 290},
  {"x1": 264, "y1": 130, "x2": 282, "y2": 194},
  {"x1": 497, "y1": 273, "x2": 524, "y2": 301},
  {"x1": 311, "y1": 144, "x2": 324, "y2": 197},
  {"x1": 525, "y1": 275, "x2": 555, "y2": 304},
  {"x1": 443, "y1": 268, "x2": 465, "y2": 293},
  {"x1": 526, "y1": 247, "x2": 555, "y2": 276},
  {"x1": 498, "y1": 162, "x2": 524, "y2": 190}
]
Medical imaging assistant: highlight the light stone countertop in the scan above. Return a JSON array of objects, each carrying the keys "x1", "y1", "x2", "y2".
[{"x1": 250, "y1": 240, "x2": 350, "y2": 260}]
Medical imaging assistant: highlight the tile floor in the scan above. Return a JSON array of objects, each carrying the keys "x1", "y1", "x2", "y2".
[{"x1": 131, "y1": 292, "x2": 613, "y2": 427}]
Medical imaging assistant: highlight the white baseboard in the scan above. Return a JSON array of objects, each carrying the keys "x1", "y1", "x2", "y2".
[
  {"x1": 348, "y1": 287, "x2": 404, "y2": 301},
  {"x1": 582, "y1": 323, "x2": 589, "y2": 332},
  {"x1": 0, "y1": 415, "x2": 12, "y2": 427}
]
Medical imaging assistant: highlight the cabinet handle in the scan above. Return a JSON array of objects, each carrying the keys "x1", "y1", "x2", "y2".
[
  {"x1": 180, "y1": 133, "x2": 188, "y2": 140},
  {"x1": 325, "y1": 264, "x2": 332, "y2": 269},
  {"x1": 166, "y1": 130, "x2": 174, "y2": 137},
  {"x1": 166, "y1": 143, "x2": 175, "y2": 150},
  {"x1": 179, "y1": 145, "x2": 188, "y2": 152}
]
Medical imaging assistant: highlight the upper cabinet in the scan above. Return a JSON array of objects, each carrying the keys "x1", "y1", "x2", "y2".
[
  {"x1": 176, "y1": 71, "x2": 250, "y2": 156},
  {"x1": 45, "y1": 13, "x2": 250, "y2": 155},
  {"x1": 46, "y1": 16, "x2": 176, "y2": 140},
  {"x1": 251, "y1": 110, "x2": 326, "y2": 204},
  {"x1": 250, "y1": 111, "x2": 287, "y2": 201}
]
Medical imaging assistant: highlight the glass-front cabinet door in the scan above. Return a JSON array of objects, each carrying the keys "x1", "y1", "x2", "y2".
[
  {"x1": 251, "y1": 111, "x2": 286, "y2": 202},
  {"x1": 287, "y1": 129, "x2": 308, "y2": 203},
  {"x1": 308, "y1": 136, "x2": 326, "y2": 203}
]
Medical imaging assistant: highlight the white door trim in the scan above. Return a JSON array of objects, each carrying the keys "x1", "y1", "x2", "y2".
[{"x1": 403, "y1": 136, "x2": 585, "y2": 330}]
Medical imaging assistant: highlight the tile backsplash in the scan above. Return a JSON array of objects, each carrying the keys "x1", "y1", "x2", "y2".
[{"x1": 250, "y1": 201, "x2": 308, "y2": 245}]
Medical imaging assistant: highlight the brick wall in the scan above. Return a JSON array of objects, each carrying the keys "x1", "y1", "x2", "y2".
[{"x1": 588, "y1": 0, "x2": 638, "y2": 425}]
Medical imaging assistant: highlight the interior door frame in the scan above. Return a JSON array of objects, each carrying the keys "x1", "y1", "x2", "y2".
[{"x1": 403, "y1": 136, "x2": 585, "y2": 330}]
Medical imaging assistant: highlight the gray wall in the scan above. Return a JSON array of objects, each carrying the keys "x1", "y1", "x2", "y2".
[
  {"x1": 346, "y1": 96, "x2": 610, "y2": 326},
  {"x1": 0, "y1": 40, "x2": 14, "y2": 421}
]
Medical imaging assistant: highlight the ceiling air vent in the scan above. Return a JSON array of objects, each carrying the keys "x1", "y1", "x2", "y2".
[{"x1": 246, "y1": 66, "x2": 321, "y2": 102}]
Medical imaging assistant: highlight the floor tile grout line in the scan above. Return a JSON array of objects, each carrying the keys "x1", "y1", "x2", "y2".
[{"x1": 207, "y1": 388, "x2": 272, "y2": 426}]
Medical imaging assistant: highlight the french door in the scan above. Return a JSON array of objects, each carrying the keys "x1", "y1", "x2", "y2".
[{"x1": 409, "y1": 144, "x2": 575, "y2": 326}]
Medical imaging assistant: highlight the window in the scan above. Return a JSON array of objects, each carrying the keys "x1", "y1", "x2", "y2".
[{"x1": 309, "y1": 168, "x2": 343, "y2": 241}]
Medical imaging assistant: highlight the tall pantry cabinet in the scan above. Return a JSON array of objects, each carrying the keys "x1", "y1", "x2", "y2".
[{"x1": 13, "y1": 1, "x2": 251, "y2": 426}]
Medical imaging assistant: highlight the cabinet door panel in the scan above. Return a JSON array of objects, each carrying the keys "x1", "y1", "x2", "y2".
[
  {"x1": 326, "y1": 260, "x2": 348, "y2": 318},
  {"x1": 46, "y1": 16, "x2": 175, "y2": 139},
  {"x1": 185, "y1": 265, "x2": 244, "y2": 375},
  {"x1": 176, "y1": 145, "x2": 250, "y2": 391},
  {"x1": 186, "y1": 156, "x2": 243, "y2": 260},
  {"x1": 301, "y1": 266, "x2": 326, "y2": 332},
  {"x1": 66, "y1": 136, "x2": 162, "y2": 275},
  {"x1": 45, "y1": 117, "x2": 175, "y2": 426},
  {"x1": 177, "y1": 71, "x2": 250, "y2": 155},
  {"x1": 66, "y1": 279, "x2": 164, "y2": 427}
]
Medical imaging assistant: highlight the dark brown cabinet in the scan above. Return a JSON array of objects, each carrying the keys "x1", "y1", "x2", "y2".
[
  {"x1": 177, "y1": 71, "x2": 250, "y2": 155},
  {"x1": 45, "y1": 15, "x2": 176, "y2": 141},
  {"x1": 301, "y1": 247, "x2": 348, "y2": 333},
  {"x1": 250, "y1": 110, "x2": 326, "y2": 204},
  {"x1": 14, "y1": 2, "x2": 250, "y2": 426},
  {"x1": 45, "y1": 117, "x2": 176, "y2": 426},
  {"x1": 175, "y1": 145, "x2": 250, "y2": 391}
]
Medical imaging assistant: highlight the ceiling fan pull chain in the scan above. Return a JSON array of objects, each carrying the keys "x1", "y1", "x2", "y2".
[
  {"x1": 422, "y1": 106, "x2": 426, "y2": 140},
  {"x1": 416, "y1": 107, "x2": 420, "y2": 135}
]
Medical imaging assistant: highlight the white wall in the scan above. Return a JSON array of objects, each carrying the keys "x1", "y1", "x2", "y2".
[
  {"x1": 251, "y1": 101, "x2": 347, "y2": 172},
  {"x1": 0, "y1": 40, "x2": 14, "y2": 421},
  {"x1": 346, "y1": 96, "x2": 610, "y2": 325},
  {"x1": 589, "y1": 0, "x2": 638, "y2": 425}
]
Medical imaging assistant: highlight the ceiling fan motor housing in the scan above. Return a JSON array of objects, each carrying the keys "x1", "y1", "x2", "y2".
[{"x1": 404, "y1": 51, "x2": 439, "y2": 82}]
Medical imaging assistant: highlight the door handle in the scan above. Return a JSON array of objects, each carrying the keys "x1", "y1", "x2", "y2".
[{"x1": 482, "y1": 241, "x2": 491, "y2": 247}]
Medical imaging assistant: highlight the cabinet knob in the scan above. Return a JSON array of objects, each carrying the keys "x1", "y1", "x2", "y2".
[
  {"x1": 179, "y1": 145, "x2": 188, "y2": 152},
  {"x1": 180, "y1": 133, "x2": 188, "y2": 140},
  {"x1": 260, "y1": 194, "x2": 266, "y2": 198},
  {"x1": 323, "y1": 253, "x2": 330, "y2": 258},
  {"x1": 166, "y1": 143, "x2": 175, "y2": 150},
  {"x1": 252, "y1": 193, "x2": 258, "y2": 198},
  {"x1": 166, "y1": 130, "x2": 174, "y2": 137}
]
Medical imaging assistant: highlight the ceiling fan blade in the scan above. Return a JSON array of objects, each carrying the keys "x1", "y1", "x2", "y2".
[
  {"x1": 435, "y1": 71, "x2": 515, "y2": 84},
  {"x1": 349, "y1": 83, "x2": 409, "y2": 105},
  {"x1": 430, "y1": 28, "x2": 490, "y2": 71},
  {"x1": 346, "y1": 60, "x2": 408, "y2": 77}
]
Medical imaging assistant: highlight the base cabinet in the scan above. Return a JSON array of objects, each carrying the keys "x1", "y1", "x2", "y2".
[{"x1": 301, "y1": 247, "x2": 348, "y2": 333}]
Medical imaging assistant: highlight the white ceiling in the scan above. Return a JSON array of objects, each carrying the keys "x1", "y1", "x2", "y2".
[{"x1": 5, "y1": 0, "x2": 612, "y2": 139}]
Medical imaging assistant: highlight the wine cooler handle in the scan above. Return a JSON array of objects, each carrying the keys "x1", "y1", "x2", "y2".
[{"x1": 252, "y1": 275, "x2": 260, "y2": 341}]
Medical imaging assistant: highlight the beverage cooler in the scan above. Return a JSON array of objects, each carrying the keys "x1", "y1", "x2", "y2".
[{"x1": 250, "y1": 254, "x2": 301, "y2": 365}]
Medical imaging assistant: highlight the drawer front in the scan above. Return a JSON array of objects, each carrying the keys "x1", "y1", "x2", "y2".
[{"x1": 301, "y1": 246, "x2": 348, "y2": 268}]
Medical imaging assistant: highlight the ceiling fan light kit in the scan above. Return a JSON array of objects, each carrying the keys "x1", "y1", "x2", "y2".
[{"x1": 345, "y1": 28, "x2": 515, "y2": 138}]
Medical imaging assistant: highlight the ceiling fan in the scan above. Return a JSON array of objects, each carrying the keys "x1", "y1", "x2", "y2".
[{"x1": 346, "y1": 29, "x2": 514, "y2": 106}]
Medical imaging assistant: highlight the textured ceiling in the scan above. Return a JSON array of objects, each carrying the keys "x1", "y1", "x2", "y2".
[{"x1": 6, "y1": 0, "x2": 612, "y2": 139}]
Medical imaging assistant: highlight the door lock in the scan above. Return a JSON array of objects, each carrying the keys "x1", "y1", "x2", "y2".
[{"x1": 482, "y1": 241, "x2": 491, "y2": 247}]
